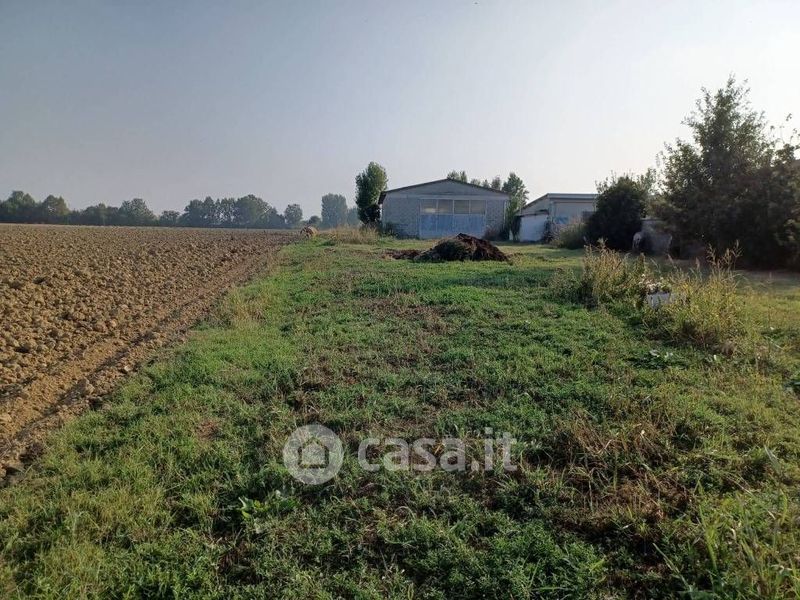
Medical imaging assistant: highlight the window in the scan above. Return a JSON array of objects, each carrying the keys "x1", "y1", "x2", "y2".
[
  {"x1": 420, "y1": 199, "x2": 437, "y2": 214},
  {"x1": 453, "y1": 199, "x2": 470, "y2": 214},
  {"x1": 469, "y1": 199, "x2": 486, "y2": 214},
  {"x1": 436, "y1": 199, "x2": 453, "y2": 214}
]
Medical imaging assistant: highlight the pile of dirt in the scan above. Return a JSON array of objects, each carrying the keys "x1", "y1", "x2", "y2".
[{"x1": 389, "y1": 234, "x2": 508, "y2": 262}]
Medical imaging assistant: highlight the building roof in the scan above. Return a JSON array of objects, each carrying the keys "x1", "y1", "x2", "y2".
[
  {"x1": 518, "y1": 192, "x2": 597, "y2": 216},
  {"x1": 378, "y1": 178, "x2": 510, "y2": 204}
]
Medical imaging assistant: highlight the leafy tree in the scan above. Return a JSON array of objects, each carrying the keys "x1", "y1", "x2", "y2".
[
  {"x1": 307, "y1": 215, "x2": 321, "y2": 227},
  {"x1": 0, "y1": 191, "x2": 38, "y2": 222},
  {"x1": 355, "y1": 162, "x2": 387, "y2": 225},
  {"x1": 257, "y1": 204, "x2": 284, "y2": 229},
  {"x1": 159, "y1": 210, "x2": 180, "y2": 226},
  {"x1": 502, "y1": 172, "x2": 529, "y2": 240},
  {"x1": 118, "y1": 198, "x2": 156, "y2": 226},
  {"x1": 284, "y1": 204, "x2": 303, "y2": 228},
  {"x1": 586, "y1": 173, "x2": 650, "y2": 250},
  {"x1": 233, "y1": 195, "x2": 268, "y2": 228},
  {"x1": 321, "y1": 193, "x2": 348, "y2": 228},
  {"x1": 346, "y1": 206, "x2": 359, "y2": 227},
  {"x1": 218, "y1": 198, "x2": 236, "y2": 227},
  {"x1": 447, "y1": 170, "x2": 468, "y2": 182},
  {"x1": 38, "y1": 195, "x2": 69, "y2": 223},
  {"x1": 74, "y1": 203, "x2": 110, "y2": 225},
  {"x1": 654, "y1": 77, "x2": 800, "y2": 265},
  {"x1": 490, "y1": 176, "x2": 502, "y2": 190}
]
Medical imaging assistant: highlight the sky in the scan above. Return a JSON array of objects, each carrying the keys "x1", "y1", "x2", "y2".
[{"x1": 1, "y1": 0, "x2": 799, "y2": 217}]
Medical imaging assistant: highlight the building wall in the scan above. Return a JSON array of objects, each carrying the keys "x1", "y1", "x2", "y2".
[
  {"x1": 382, "y1": 180, "x2": 508, "y2": 238},
  {"x1": 550, "y1": 200, "x2": 597, "y2": 225}
]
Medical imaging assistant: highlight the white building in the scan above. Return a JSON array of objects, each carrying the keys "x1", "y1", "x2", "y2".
[
  {"x1": 380, "y1": 179, "x2": 509, "y2": 239},
  {"x1": 517, "y1": 193, "x2": 598, "y2": 242}
]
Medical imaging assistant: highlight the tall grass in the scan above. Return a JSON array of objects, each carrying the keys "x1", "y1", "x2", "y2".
[
  {"x1": 552, "y1": 221, "x2": 587, "y2": 249},
  {"x1": 555, "y1": 244, "x2": 750, "y2": 352},
  {"x1": 643, "y1": 249, "x2": 747, "y2": 350},
  {"x1": 319, "y1": 226, "x2": 379, "y2": 244}
]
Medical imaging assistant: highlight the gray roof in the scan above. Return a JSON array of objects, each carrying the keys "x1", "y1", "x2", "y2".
[
  {"x1": 378, "y1": 178, "x2": 509, "y2": 204},
  {"x1": 518, "y1": 192, "x2": 597, "y2": 216}
]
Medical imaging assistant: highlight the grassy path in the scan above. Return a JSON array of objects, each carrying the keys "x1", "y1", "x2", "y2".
[{"x1": 2, "y1": 239, "x2": 799, "y2": 598}]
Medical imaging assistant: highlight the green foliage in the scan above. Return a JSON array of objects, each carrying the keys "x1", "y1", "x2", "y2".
[
  {"x1": 117, "y1": 198, "x2": 157, "y2": 226},
  {"x1": 158, "y1": 210, "x2": 180, "y2": 226},
  {"x1": 553, "y1": 220, "x2": 587, "y2": 249},
  {"x1": 320, "y1": 193, "x2": 348, "y2": 229},
  {"x1": 446, "y1": 170, "x2": 468, "y2": 182},
  {"x1": 355, "y1": 161, "x2": 387, "y2": 225},
  {"x1": 0, "y1": 191, "x2": 39, "y2": 223},
  {"x1": 586, "y1": 173, "x2": 649, "y2": 250},
  {"x1": 38, "y1": 195, "x2": 69, "y2": 223},
  {"x1": 502, "y1": 172, "x2": 529, "y2": 240},
  {"x1": 655, "y1": 77, "x2": 800, "y2": 267},
  {"x1": 283, "y1": 203, "x2": 303, "y2": 228}
]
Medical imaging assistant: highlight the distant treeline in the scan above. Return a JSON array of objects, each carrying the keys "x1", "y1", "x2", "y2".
[{"x1": 0, "y1": 192, "x2": 315, "y2": 229}]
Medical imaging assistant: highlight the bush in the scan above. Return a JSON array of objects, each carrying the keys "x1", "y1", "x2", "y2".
[
  {"x1": 586, "y1": 174, "x2": 648, "y2": 250},
  {"x1": 552, "y1": 221, "x2": 586, "y2": 249}
]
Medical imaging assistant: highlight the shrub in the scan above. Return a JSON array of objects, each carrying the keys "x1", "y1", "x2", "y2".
[
  {"x1": 552, "y1": 221, "x2": 586, "y2": 249},
  {"x1": 586, "y1": 174, "x2": 649, "y2": 250}
]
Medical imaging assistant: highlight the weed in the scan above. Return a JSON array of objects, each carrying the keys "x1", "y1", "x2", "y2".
[
  {"x1": 318, "y1": 226, "x2": 380, "y2": 244},
  {"x1": 552, "y1": 220, "x2": 587, "y2": 249}
]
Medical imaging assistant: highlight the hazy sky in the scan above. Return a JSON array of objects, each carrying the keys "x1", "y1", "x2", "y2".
[{"x1": 1, "y1": 1, "x2": 798, "y2": 216}]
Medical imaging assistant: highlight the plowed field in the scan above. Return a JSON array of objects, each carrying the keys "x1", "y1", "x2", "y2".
[{"x1": 0, "y1": 225, "x2": 290, "y2": 477}]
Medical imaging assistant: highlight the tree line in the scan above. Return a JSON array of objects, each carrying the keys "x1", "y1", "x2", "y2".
[{"x1": 0, "y1": 192, "x2": 311, "y2": 229}]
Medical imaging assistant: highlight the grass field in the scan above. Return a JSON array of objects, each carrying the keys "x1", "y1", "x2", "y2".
[{"x1": 2, "y1": 238, "x2": 799, "y2": 598}]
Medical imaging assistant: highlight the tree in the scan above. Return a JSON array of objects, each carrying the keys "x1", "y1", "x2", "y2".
[
  {"x1": 307, "y1": 215, "x2": 321, "y2": 227},
  {"x1": 74, "y1": 203, "x2": 110, "y2": 225},
  {"x1": 218, "y1": 198, "x2": 236, "y2": 227},
  {"x1": 233, "y1": 194, "x2": 268, "y2": 228},
  {"x1": 159, "y1": 210, "x2": 180, "y2": 226},
  {"x1": 284, "y1": 204, "x2": 303, "y2": 227},
  {"x1": 586, "y1": 173, "x2": 650, "y2": 250},
  {"x1": 355, "y1": 162, "x2": 387, "y2": 225},
  {"x1": 447, "y1": 170, "x2": 468, "y2": 182},
  {"x1": 118, "y1": 198, "x2": 156, "y2": 226},
  {"x1": 654, "y1": 77, "x2": 800, "y2": 265},
  {"x1": 0, "y1": 191, "x2": 37, "y2": 223},
  {"x1": 257, "y1": 204, "x2": 284, "y2": 229},
  {"x1": 490, "y1": 176, "x2": 502, "y2": 190},
  {"x1": 502, "y1": 172, "x2": 529, "y2": 240},
  {"x1": 38, "y1": 195, "x2": 69, "y2": 223},
  {"x1": 321, "y1": 193, "x2": 348, "y2": 228},
  {"x1": 346, "y1": 206, "x2": 359, "y2": 227}
]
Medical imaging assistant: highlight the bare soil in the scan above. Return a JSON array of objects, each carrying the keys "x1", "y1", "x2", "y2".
[{"x1": 0, "y1": 224, "x2": 291, "y2": 478}]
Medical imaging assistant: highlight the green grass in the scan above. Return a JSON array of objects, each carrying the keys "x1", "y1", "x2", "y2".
[{"x1": 2, "y1": 240, "x2": 800, "y2": 598}]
